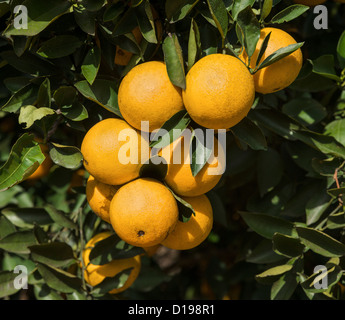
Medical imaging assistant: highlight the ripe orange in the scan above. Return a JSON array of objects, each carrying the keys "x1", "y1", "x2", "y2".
[
  {"x1": 118, "y1": 61, "x2": 185, "y2": 132},
  {"x1": 86, "y1": 175, "x2": 119, "y2": 223},
  {"x1": 182, "y1": 53, "x2": 255, "y2": 130},
  {"x1": 240, "y1": 27, "x2": 303, "y2": 94},
  {"x1": 81, "y1": 118, "x2": 150, "y2": 186},
  {"x1": 160, "y1": 133, "x2": 225, "y2": 197},
  {"x1": 26, "y1": 140, "x2": 53, "y2": 181},
  {"x1": 109, "y1": 178, "x2": 179, "y2": 247},
  {"x1": 161, "y1": 194, "x2": 213, "y2": 250},
  {"x1": 82, "y1": 232, "x2": 141, "y2": 294}
]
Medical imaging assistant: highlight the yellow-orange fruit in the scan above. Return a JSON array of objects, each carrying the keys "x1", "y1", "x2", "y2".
[
  {"x1": 82, "y1": 232, "x2": 141, "y2": 294},
  {"x1": 162, "y1": 194, "x2": 213, "y2": 250},
  {"x1": 182, "y1": 53, "x2": 255, "y2": 129},
  {"x1": 81, "y1": 118, "x2": 150, "y2": 186},
  {"x1": 86, "y1": 175, "x2": 119, "y2": 223},
  {"x1": 118, "y1": 61, "x2": 185, "y2": 132},
  {"x1": 239, "y1": 27, "x2": 303, "y2": 94},
  {"x1": 160, "y1": 133, "x2": 225, "y2": 197},
  {"x1": 109, "y1": 178, "x2": 179, "y2": 247}
]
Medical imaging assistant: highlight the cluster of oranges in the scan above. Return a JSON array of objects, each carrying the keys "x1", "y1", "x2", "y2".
[{"x1": 80, "y1": 26, "x2": 303, "y2": 293}]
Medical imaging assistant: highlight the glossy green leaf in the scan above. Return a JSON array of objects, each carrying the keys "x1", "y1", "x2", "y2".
[
  {"x1": 246, "y1": 239, "x2": 285, "y2": 264},
  {"x1": 89, "y1": 233, "x2": 145, "y2": 265},
  {"x1": 135, "y1": 0, "x2": 157, "y2": 44},
  {"x1": 261, "y1": 0, "x2": 273, "y2": 21},
  {"x1": 37, "y1": 263, "x2": 82, "y2": 294},
  {"x1": 165, "y1": 0, "x2": 200, "y2": 22},
  {"x1": 0, "y1": 230, "x2": 38, "y2": 254},
  {"x1": 231, "y1": 0, "x2": 255, "y2": 21},
  {"x1": 326, "y1": 212, "x2": 345, "y2": 230},
  {"x1": 324, "y1": 119, "x2": 345, "y2": 147},
  {"x1": 0, "y1": 217, "x2": 16, "y2": 240},
  {"x1": 270, "y1": 4, "x2": 309, "y2": 24},
  {"x1": 81, "y1": 46, "x2": 101, "y2": 85},
  {"x1": 239, "y1": 211, "x2": 296, "y2": 239},
  {"x1": 1, "y1": 208, "x2": 53, "y2": 229},
  {"x1": 236, "y1": 6, "x2": 260, "y2": 58},
  {"x1": 29, "y1": 242, "x2": 76, "y2": 267},
  {"x1": 255, "y1": 264, "x2": 293, "y2": 285},
  {"x1": 231, "y1": 117, "x2": 267, "y2": 151},
  {"x1": 4, "y1": 0, "x2": 72, "y2": 36},
  {"x1": 162, "y1": 34, "x2": 186, "y2": 90},
  {"x1": 273, "y1": 233, "x2": 305, "y2": 258},
  {"x1": 310, "y1": 55, "x2": 341, "y2": 82},
  {"x1": 49, "y1": 142, "x2": 83, "y2": 170},
  {"x1": 44, "y1": 205, "x2": 78, "y2": 231},
  {"x1": 296, "y1": 227, "x2": 345, "y2": 257},
  {"x1": 0, "y1": 133, "x2": 45, "y2": 192},
  {"x1": 74, "y1": 79, "x2": 121, "y2": 117},
  {"x1": 37, "y1": 78, "x2": 51, "y2": 108},
  {"x1": 206, "y1": 0, "x2": 228, "y2": 39},
  {"x1": 187, "y1": 18, "x2": 201, "y2": 71}
]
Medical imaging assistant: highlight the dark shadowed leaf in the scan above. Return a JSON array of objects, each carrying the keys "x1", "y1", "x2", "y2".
[
  {"x1": 310, "y1": 55, "x2": 340, "y2": 82},
  {"x1": 273, "y1": 233, "x2": 305, "y2": 258},
  {"x1": 270, "y1": 4, "x2": 309, "y2": 24},
  {"x1": 165, "y1": 0, "x2": 200, "y2": 22},
  {"x1": 1, "y1": 208, "x2": 53, "y2": 229},
  {"x1": 337, "y1": 30, "x2": 345, "y2": 69}
]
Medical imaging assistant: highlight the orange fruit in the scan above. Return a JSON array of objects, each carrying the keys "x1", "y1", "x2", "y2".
[
  {"x1": 109, "y1": 178, "x2": 179, "y2": 247},
  {"x1": 115, "y1": 27, "x2": 143, "y2": 66},
  {"x1": 239, "y1": 27, "x2": 303, "y2": 94},
  {"x1": 182, "y1": 53, "x2": 255, "y2": 130},
  {"x1": 26, "y1": 140, "x2": 53, "y2": 181},
  {"x1": 81, "y1": 118, "x2": 150, "y2": 186},
  {"x1": 118, "y1": 61, "x2": 185, "y2": 132},
  {"x1": 68, "y1": 168, "x2": 86, "y2": 193},
  {"x1": 160, "y1": 133, "x2": 225, "y2": 197},
  {"x1": 86, "y1": 175, "x2": 119, "y2": 223},
  {"x1": 161, "y1": 194, "x2": 213, "y2": 250},
  {"x1": 142, "y1": 244, "x2": 161, "y2": 257},
  {"x1": 82, "y1": 232, "x2": 141, "y2": 294}
]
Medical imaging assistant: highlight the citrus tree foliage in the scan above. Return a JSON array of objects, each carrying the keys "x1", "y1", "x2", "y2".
[{"x1": 0, "y1": 0, "x2": 345, "y2": 300}]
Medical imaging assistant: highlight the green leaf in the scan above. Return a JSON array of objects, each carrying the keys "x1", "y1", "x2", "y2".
[
  {"x1": 256, "y1": 264, "x2": 293, "y2": 285},
  {"x1": 1, "y1": 83, "x2": 39, "y2": 113},
  {"x1": 271, "y1": 270, "x2": 298, "y2": 300},
  {"x1": 261, "y1": 0, "x2": 273, "y2": 21},
  {"x1": 337, "y1": 30, "x2": 345, "y2": 69},
  {"x1": 246, "y1": 239, "x2": 284, "y2": 264},
  {"x1": 103, "y1": 2, "x2": 125, "y2": 22},
  {"x1": 187, "y1": 18, "x2": 201, "y2": 71},
  {"x1": 0, "y1": 230, "x2": 38, "y2": 254},
  {"x1": 4, "y1": 0, "x2": 72, "y2": 36},
  {"x1": 273, "y1": 233, "x2": 305, "y2": 258},
  {"x1": 165, "y1": 0, "x2": 200, "y2": 22},
  {"x1": 73, "y1": 6, "x2": 96, "y2": 35},
  {"x1": 81, "y1": 0, "x2": 106, "y2": 11},
  {"x1": 0, "y1": 133, "x2": 45, "y2": 192},
  {"x1": 44, "y1": 205, "x2": 78, "y2": 231},
  {"x1": 310, "y1": 55, "x2": 341, "y2": 82},
  {"x1": 231, "y1": 0, "x2": 255, "y2": 21},
  {"x1": 37, "y1": 35, "x2": 83, "y2": 59},
  {"x1": 256, "y1": 148, "x2": 284, "y2": 197},
  {"x1": 1, "y1": 208, "x2": 53, "y2": 229},
  {"x1": 206, "y1": 189, "x2": 228, "y2": 228},
  {"x1": 324, "y1": 119, "x2": 345, "y2": 147},
  {"x1": 74, "y1": 79, "x2": 121, "y2": 117},
  {"x1": 0, "y1": 216, "x2": 16, "y2": 240},
  {"x1": 150, "y1": 111, "x2": 191, "y2": 149},
  {"x1": 49, "y1": 142, "x2": 83, "y2": 170},
  {"x1": 135, "y1": 0, "x2": 157, "y2": 44},
  {"x1": 236, "y1": 6, "x2": 260, "y2": 58},
  {"x1": 206, "y1": 0, "x2": 228, "y2": 39},
  {"x1": 255, "y1": 31, "x2": 271, "y2": 69},
  {"x1": 81, "y1": 46, "x2": 101, "y2": 85},
  {"x1": 282, "y1": 98, "x2": 327, "y2": 126},
  {"x1": 256, "y1": 42, "x2": 304, "y2": 71},
  {"x1": 37, "y1": 78, "x2": 51, "y2": 108},
  {"x1": 29, "y1": 242, "x2": 76, "y2": 268},
  {"x1": 33, "y1": 284, "x2": 64, "y2": 300},
  {"x1": 162, "y1": 34, "x2": 186, "y2": 90},
  {"x1": 89, "y1": 234, "x2": 144, "y2": 266},
  {"x1": 91, "y1": 267, "x2": 133, "y2": 295},
  {"x1": 18, "y1": 105, "x2": 55, "y2": 129},
  {"x1": 327, "y1": 212, "x2": 345, "y2": 230},
  {"x1": 0, "y1": 271, "x2": 20, "y2": 298},
  {"x1": 231, "y1": 117, "x2": 267, "y2": 151},
  {"x1": 239, "y1": 211, "x2": 296, "y2": 239},
  {"x1": 270, "y1": 4, "x2": 309, "y2": 24},
  {"x1": 296, "y1": 227, "x2": 345, "y2": 257},
  {"x1": 311, "y1": 158, "x2": 342, "y2": 177},
  {"x1": 37, "y1": 263, "x2": 82, "y2": 294}
]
